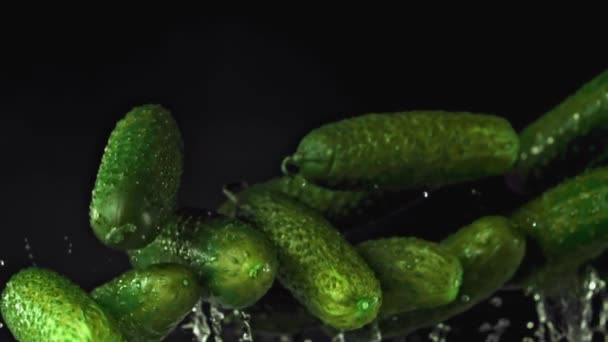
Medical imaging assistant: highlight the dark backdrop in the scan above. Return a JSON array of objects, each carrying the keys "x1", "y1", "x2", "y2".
[{"x1": 0, "y1": 14, "x2": 606, "y2": 341}]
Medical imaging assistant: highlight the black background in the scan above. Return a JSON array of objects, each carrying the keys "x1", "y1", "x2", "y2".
[{"x1": 0, "y1": 14, "x2": 607, "y2": 341}]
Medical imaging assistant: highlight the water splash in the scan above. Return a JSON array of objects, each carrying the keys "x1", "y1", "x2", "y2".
[
  {"x1": 428, "y1": 323, "x2": 451, "y2": 342},
  {"x1": 64, "y1": 235, "x2": 73, "y2": 255},
  {"x1": 24, "y1": 237, "x2": 36, "y2": 266},
  {"x1": 210, "y1": 304, "x2": 225, "y2": 342},
  {"x1": 370, "y1": 320, "x2": 382, "y2": 342},
  {"x1": 527, "y1": 266, "x2": 607, "y2": 342},
  {"x1": 331, "y1": 331, "x2": 345, "y2": 342},
  {"x1": 182, "y1": 300, "x2": 211, "y2": 342},
  {"x1": 478, "y1": 318, "x2": 510, "y2": 342},
  {"x1": 236, "y1": 310, "x2": 253, "y2": 342}
]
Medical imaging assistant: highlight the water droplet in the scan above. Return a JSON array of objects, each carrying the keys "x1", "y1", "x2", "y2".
[
  {"x1": 423, "y1": 191, "x2": 429, "y2": 198},
  {"x1": 489, "y1": 296, "x2": 503, "y2": 308},
  {"x1": 0, "y1": 260, "x2": 5, "y2": 267},
  {"x1": 461, "y1": 294, "x2": 471, "y2": 303}
]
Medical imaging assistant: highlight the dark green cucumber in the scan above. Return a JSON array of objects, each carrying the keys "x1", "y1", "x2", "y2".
[
  {"x1": 511, "y1": 167, "x2": 608, "y2": 263},
  {"x1": 1, "y1": 268, "x2": 123, "y2": 342},
  {"x1": 90, "y1": 104, "x2": 183, "y2": 250},
  {"x1": 234, "y1": 188, "x2": 382, "y2": 331},
  {"x1": 284, "y1": 111, "x2": 519, "y2": 190},
  {"x1": 128, "y1": 210, "x2": 277, "y2": 309},
  {"x1": 514, "y1": 70, "x2": 608, "y2": 183},
  {"x1": 356, "y1": 237, "x2": 463, "y2": 317},
  {"x1": 219, "y1": 174, "x2": 376, "y2": 224},
  {"x1": 91, "y1": 264, "x2": 201, "y2": 342},
  {"x1": 511, "y1": 167, "x2": 608, "y2": 289},
  {"x1": 374, "y1": 216, "x2": 525, "y2": 338}
]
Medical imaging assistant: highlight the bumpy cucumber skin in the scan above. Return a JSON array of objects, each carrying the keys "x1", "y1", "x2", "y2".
[
  {"x1": 511, "y1": 167, "x2": 608, "y2": 281},
  {"x1": 356, "y1": 237, "x2": 463, "y2": 317},
  {"x1": 128, "y1": 211, "x2": 277, "y2": 309},
  {"x1": 219, "y1": 175, "x2": 375, "y2": 223},
  {"x1": 375, "y1": 216, "x2": 525, "y2": 338},
  {"x1": 90, "y1": 104, "x2": 183, "y2": 250},
  {"x1": 515, "y1": 70, "x2": 608, "y2": 179},
  {"x1": 0, "y1": 268, "x2": 123, "y2": 342},
  {"x1": 288, "y1": 111, "x2": 519, "y2": 190},
  {"x1": 235, "y1": 189, "x2": 382, "y2": 331},
  {"x1": 91, "y1": 264, "x2": 201, "y2": 342}
]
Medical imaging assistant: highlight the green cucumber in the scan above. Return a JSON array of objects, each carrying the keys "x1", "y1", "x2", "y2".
[
  {"x1": 356, "y1": 237, "x2": 463, "y2": 317},
  {"x1": 234, "y1": 188, "x2": 382, "y2": 331},
  {"x1": 1, "y1": 268, "x2": 123, "y2": 342},
  {"x1": 128, "y1": 210, "x2": 277, "y2": 309},
  {"x1": 374, "y1": 216, "x2": 525, "y2": 338},
  {"x1": 91, "y1": 264, "x2": 201, "y2": 342},
  {"x1": 511, "y1": 167, "x2": 608, "y2": 264},
  {"x1": 511, "y1": 167, "x2": 608, "y2": 290},
  {"x1": 514, "y1": 70, "x2": 608, "y2": 184},
  {"x1": 284, "y1": 111, "x2": 518, "y2": 190},
  {"x1": 90, "y1": 104, "x2": 183, "y2": 250}
]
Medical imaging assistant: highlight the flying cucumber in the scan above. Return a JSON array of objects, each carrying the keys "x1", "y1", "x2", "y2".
[
  {"x1": 283, "y1": 111, "x2": 519, "y2": 190},
  {"x1": 128, "y1": 209, "x2": 277, "y2": 309},
  {"x1": 356, "y1": 237, "x2": 463, "y2": 317},
  {"x1": 512, "y1": 69, "x2": 608, "y2": 188},
  {"x1": 511, "y1": 166, "x2": 608, "y2": 290},
  {"x1": 90, "y1": 104, "x2": 183, "y2": 250},
  {"x1": 233, "y1": 188, "x2": 382, "y2": 331},
  {"x1": 1, "y1": 268, "x2": 123, "y2": 342},
  {"x1": 219, "y1": 174, "x2": 377, "y2": 224},
  {"x1": 371, "y1": 216, "x2": 525, "y2": 338},
  {"x1": 91, "y1": 264, "x2": 201, "y2": 342}
]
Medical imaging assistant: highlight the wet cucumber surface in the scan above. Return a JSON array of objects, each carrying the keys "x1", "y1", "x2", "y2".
[
  {"x1": 515, "y1": 70, "x2": 608, "y2": 185},
  {"x1": 357, "y1": 237, "x2": 463, "y2": 317},
  {"x1": 234, "y1": 188, "x2": 382, "y2": 331},
  {"x1": 511, "y1": 167, "x2": 608, "y2": 290},
  {"x1": 286, "y1": 111, "x2": 519, "y2": 190},
  {"x1": 128, "y1": 210, "x2": 277, "y2": 309},
  {"x1": 1, "y1": 268, "x2": 124, "y2": 342},
  {"x1": 91, "y1": 264, "x2": 201, "y2": 342},
  {"x1": 373, "y1": 216, "x2": 525, "y2": 338},
  {"x1": 90, "y1": 104, "x2": 183, "y2": 250}
]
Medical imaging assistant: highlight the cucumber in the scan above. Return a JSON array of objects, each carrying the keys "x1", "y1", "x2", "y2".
[
  {"x1": 0, "y1": 268, "x2": 123, "y2": 342},
  {"x1": 373, "y1": 216, "x2": 525, "y2": 338},
  {"x1": 90, "y1": 104, "x2": 183, "y2": 250},
  {"x1": 284, "y1": 111, "x2": 519, "y2": 190},
  {"x1": 514, "y1": 70, "x2": 608, "y2": 185},
  {"x1": 356, "y1": 237, "x2": 463, "y2": 317},
  {"x1": 91, "y1": 264, "x2": 201, "y2": 342},
  {"x1": 219, "y1": 175, "x2": 376, "y2": 224},
  {"x1": 128, "y1": 209, "x2": 277, "y2": 309},
  {"x1": 511, "y1": 167, "x2": 608, "y2": 290},
  {"x1": 511, "y1": 167, "x2": 608, "y2": 263},
  {"x1": 234, "y1": 188, "x2": 382, "y2": 331}
]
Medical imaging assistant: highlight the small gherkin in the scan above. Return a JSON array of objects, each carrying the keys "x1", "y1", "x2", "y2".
[
  {"x1": 128, "y1": 209, "x2": 278, "y2": 309},
  {"x1": 91, "y1": 264, "x2": 201, "y2": 342},
  {"x1": 284, "y1": 111, "x2": 519, "y2": 191},
  {"x1": 234, "y1": 188, "x2": 382, "y2": 331},
  {"x1": 370, "y1": 216, "x2": 525, "y2": 339},
  {"x1": 356, "y1": 237, "x2": 463, "y2": 317},
  {"x1": 511, "y1": 167, "x2": 608, "y2": 289},
  {"x1": 0, "y1": 268, "x2": 124, "y2": 342},
  {"x1": 90, "y1": 104, "x2": 183, "y2": 250}
]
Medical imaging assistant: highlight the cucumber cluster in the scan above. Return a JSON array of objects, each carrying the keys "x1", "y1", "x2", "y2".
[{"x1": 2, "y1": 68, "x2": 608, "y2": 341}]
